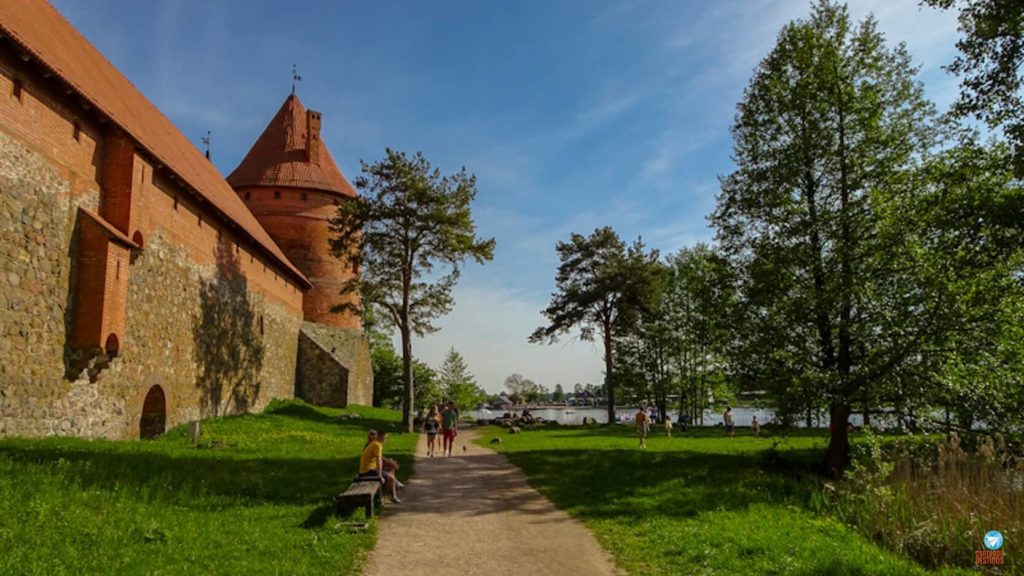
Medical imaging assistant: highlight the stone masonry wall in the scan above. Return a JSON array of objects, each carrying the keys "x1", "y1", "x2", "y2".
[
  {"x1": 0, "y1": 120, "x2": 301, "y2": 439},
  {"x1": 296, "y1": 321, "x2": 373, "y2": 408}
]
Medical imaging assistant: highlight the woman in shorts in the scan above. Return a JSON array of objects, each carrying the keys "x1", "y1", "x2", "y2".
[{"x1": 423, "y1": 405, "x2": 440, "y2": 456}]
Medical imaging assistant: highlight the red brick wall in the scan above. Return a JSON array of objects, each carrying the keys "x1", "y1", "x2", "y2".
[
  {"x1": 237, "y1": 186, "x2": 360, "y2": 329},
  {"x1": 98, "y1": 132, "x2": 135, "y2": 235},
  {"x1": 0, "y1": 45, "x2": 303, "y2": 313}
]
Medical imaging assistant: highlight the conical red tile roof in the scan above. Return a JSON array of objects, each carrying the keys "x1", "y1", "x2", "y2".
[{"x1": 227, "y1": 95, "x2": 356, "y2": 196}]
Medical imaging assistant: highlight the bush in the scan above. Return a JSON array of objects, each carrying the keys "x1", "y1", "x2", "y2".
[{"x1": 819, "y1": 430, "x2": 1023, "y2": 571}]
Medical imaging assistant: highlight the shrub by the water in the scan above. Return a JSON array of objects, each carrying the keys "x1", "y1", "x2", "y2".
[{"x1": 819, "y1": 430, "x2": 1022, "y2": 572}]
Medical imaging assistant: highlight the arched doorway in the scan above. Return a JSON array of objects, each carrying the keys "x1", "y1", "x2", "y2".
[
  {"x1": 139, "y1": 385, "x2": 166, "y2": 439},
  {"x1": 105, "y1": 333, "x2": 120, "y2": 357}
]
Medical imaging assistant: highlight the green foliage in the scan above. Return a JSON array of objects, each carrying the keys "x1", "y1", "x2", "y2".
[
  {"x1": 926, "y1": 0, "x2": 1024, "y2": 175},
  {"x1": 413, "y1": 360, "x2": 442, "y2": 411},
  {"x1": 820, "y1": 431, "x2": 1023, "y2": 571},
  {"x1": 370, "y1": 343, "x2": 403, "y2": 408},
  {"x1": 713, "y1": 0, "x2": 941, "y2": 471},
  {"x1": 437, "y1": 347, "x2": 486, "y2": 412},
  {"x1": 476, "y1": 425, "x2": 970, "y2": 575},
  {"x1": 552, "y1": 383, "x2": 565, "y2": 402},
  {"x1": 900, "y1": 138, "x2": 1024, "y2": 431},
  {"x1": 503, "y1": 373, "x2": 537, "y2": 404},
  {"x1": 532, "y1": 227, "x2": 660, "y2": 421},
  {"x1": 331, "y1": 148, "x2": 494, "y2": 431},
  {"x1": 0, "y1": 401, "x2": 416, "y2": 575},
  {"x1": 366, "y1": 308, "x2": 441, "y2": 411}
]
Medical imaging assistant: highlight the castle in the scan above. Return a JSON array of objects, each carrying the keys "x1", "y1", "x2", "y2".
[{"x1": 0, "y1": 0, "x2": 372, "y2": 440}]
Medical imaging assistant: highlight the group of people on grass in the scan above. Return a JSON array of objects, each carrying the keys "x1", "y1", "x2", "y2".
[
  {"x1": 634, "y1": 405, "x2": 761, "y2": 448},
  {"x1": 355, "y1": 401, "x2": 461, "y2": 504}
]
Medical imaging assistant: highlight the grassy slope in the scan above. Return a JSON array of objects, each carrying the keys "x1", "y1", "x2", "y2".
[
  {"x1": 477, "y1": 425, "x2": 975, "y2": 576},
  {"x1": 0, "y1": 401, "x2": 415, "y2": 576}
]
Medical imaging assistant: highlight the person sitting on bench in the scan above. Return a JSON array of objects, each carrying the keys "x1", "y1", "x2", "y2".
[{"x1": 357, "y1": 430, "x2": 401, "y2": 502}]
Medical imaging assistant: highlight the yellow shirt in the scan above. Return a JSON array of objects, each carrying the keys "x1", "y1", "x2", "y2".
[{"x1": 359, "y1": 441, "x2": 383, "y2": 474}]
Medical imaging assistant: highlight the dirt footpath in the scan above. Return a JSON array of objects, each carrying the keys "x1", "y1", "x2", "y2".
[{"x1": 362, "y1": 428, "x2": 621, "y2": 576}]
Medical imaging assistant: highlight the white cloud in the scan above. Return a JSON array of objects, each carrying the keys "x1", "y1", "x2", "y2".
[{"x1": 409, "y1": 281, "x2": 605, "y2": 394}]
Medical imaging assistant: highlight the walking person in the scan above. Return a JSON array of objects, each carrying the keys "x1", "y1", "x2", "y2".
[
  {"x1": 751, "y1": 414, "x2": 760, "y2": 438},
  {"x1": 664, "y1": 416, "x2": 673, "y2": 438},
  {"x1": 635, "y1": 407, "x2": 649, "y2": 448},
  {"x1": 724, "y1": 406, "x2": 735, "y2": 438},
  {"x1": 423, "y1": 405, "x2": 440, "y2": 457},
  {"x1": 441, "y1": 401, "x2": 459, "y2": 456}
]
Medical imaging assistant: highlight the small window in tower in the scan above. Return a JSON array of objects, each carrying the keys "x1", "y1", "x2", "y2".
[
  {"x1": 11, "y1": 78, "x2": 22, "y2": 101},
  {"x1": 351, "y1": 259, "x2": 359, "y2": 274},
  {"x1": 115, "y1": 258, "x2": 121, "y2": 280},
  {"x1": 72, "y1": 122, "x2": 81, "y2": 142},
  {"x1": 274, "y1": 190, "x2": 281, "y2": 200},
  {"x1": 301, "y1": 192, "x2": 308, "y2": 201},
  {"x1": 258, "y1": 315, "x2": 264, "y2": 336},
  {"x1": 173, "y1": 196, "x2": 179, "y2": 211}
]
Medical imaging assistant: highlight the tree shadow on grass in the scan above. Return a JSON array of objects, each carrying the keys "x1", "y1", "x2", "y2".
[
  {"x1": 300, "y1": 500, "x2": 337, "y2": 528},
  {"x1": 500, "y1": 446, "x2": 823, "y2": 522},
  {"x1": 0, "y1": 444, "x2": 357, "y2": 508},
  {"x1": 263, "y1": 401, "x2": 408, "y2": 438}
]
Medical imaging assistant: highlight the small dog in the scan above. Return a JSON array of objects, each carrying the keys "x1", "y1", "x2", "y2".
[{"x1": 490, "y1": 437, "x2": 502, "y2": 444}]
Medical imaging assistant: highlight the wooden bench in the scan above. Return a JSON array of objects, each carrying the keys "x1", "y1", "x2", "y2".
[{"x1": 335, "y1": 478, "x2": 383, "y2": 517}]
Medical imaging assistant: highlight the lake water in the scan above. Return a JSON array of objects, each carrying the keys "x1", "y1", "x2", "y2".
[{"x1": 469, "y1": 406, "x2": 879, "y2": 428}]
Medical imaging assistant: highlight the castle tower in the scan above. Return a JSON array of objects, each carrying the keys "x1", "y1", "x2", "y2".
[
  {"x1": 227, "y1": 94, "x2": 359, "y2": 329},
  {"x1": 228, "y1": 94, "x2": 372, "y2": 407}
]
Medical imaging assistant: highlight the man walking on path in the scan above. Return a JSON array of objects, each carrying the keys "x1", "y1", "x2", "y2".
[
  {"x1": 635, "y1": 407, "x2": 649, "y2": 448},
  {"x1": 441, "y1": 401, "x2": 459, "y2": 456}
]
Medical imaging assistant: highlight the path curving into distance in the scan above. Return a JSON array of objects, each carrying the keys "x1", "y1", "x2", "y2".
[{"x1": 363, "y1": 428, "x2": 621, "y2": 576}]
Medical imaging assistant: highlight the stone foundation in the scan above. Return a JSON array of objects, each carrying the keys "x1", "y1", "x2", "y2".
[
  {"x1": 0, "y1": 130, "x2": 302, "y2": 439},
  {"x1": 296, "y1": 322, "x2": 372, "y2": 408}
]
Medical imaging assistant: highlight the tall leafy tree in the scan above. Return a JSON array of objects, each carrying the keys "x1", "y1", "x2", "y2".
[
  {"x1": 503, "y1": 373, "x2": 536, "y2": 405},
  {"x1": 901, "y1": 138, "x2": 1024, "y2": 431},
  {"x1": 531, "y1": 227, "x2": 660, "y2": 423},
  {"x1": 664, "y1": 244, "x2": 735, "y2": 425},
  {"x1": 331, "y1": 149, "x2": 495, "y2": 432},
  {"x1": 437, "y1": 347, "x2": 486, "y2": 412},
  {"x1": 712, "y1": 1, "x2": 938, "y2": 475},
  {"x1": 926, "y1": 0, "x2": 1024, "y2": 175},
  {"x1": 552, "y1": 384, "x2": 565, "y2": 402}
]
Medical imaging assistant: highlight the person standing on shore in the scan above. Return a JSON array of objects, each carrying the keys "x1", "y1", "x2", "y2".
[
  {"x1": 724, "y1": 406, "x2": 735, "y2": 438},
  {"x1": 751, "y1": 415, "x2": 760, "y2": 438},
  {"x1": 635, "y1": 407, "x2": 649, "y2": 448},
  {"x1": 441, "y1": 401, "x2": 459, "y2": 456}
]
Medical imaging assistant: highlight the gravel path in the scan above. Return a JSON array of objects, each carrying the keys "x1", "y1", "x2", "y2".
[{"x1": 362, "y1": 428, "x2": 621, "y2": 576}]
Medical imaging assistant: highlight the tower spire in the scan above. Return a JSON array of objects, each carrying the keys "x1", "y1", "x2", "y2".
[{"x1": 291, "y1": 64, "x2": 302, "y2": 95}]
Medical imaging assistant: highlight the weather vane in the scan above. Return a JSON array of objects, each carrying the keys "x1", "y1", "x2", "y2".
[
  {"x1": 292, "y1": 64, "x2": 302, "y2": 95},
  {"x1": 201, "y1": 130, "x2": 211, "y2": 160}
]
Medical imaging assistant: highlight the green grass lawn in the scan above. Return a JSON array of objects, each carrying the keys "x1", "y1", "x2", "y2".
[
  {"x1": 477, "y1": 425, "x2": 978, "y2": 576},
  {"x1": 0, "y1": 400, "x2": 415, "y2": 576}
]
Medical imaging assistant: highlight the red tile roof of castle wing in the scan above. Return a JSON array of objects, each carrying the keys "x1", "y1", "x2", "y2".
[
  {"x1": 0, "y1": 0, "x2": 310, "y2": 287},
  {"x1": 227, "y1": 94, "x2": 357, "y2": 196}
]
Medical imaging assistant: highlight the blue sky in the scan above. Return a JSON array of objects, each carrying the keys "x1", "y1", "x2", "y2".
[{"x1": 52, "y1": 0, "x2": 962, "y2": 393}]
